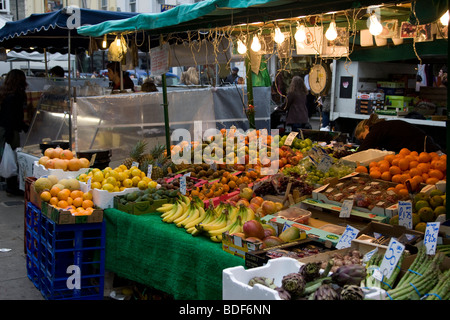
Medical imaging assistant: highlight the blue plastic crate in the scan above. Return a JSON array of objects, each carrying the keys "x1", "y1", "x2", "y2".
[
  {"x1": 38, "y1": 213, "x2": 105, "y2": 300},
  {"x1": 25, "y1": 203, "x2": 41, "y2": 288}
]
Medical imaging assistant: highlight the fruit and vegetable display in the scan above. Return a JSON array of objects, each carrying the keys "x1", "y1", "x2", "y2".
[
  {"x1": 252, "y1": 173, "x2": 313, "y2": 200},
  {"x1": 265, "y1": 244, "x2": 330, "y2": 260},
  {"x1": 34, "y1": 175, "x2": 95, "y2": 215},
  {"x1": 389, "y1": 189, "x2": 446, "y2": 232},
  {"x1": 248, "y1": 261, "x2": 367, "y2": 300},
  {"x1": 276, "y1": 135, "x2": 315, "y2": 153},
  {"x1": 114, "y1": 187, "x2": 180, "y2": 206},
  {"x1": 38, "y1": 147, "x2": 90, "y2": 171}
]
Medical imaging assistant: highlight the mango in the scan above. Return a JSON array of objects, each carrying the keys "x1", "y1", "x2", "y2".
[{"x1": 278, "y1": 226, "x2": 301, "y2": 242}]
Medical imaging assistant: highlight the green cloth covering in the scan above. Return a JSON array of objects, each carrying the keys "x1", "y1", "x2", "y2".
[{"x1": 104, "y1": 208, "x2": 245, "y2": 300}]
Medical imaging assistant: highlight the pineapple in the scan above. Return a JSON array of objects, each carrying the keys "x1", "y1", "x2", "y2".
[
  {"x1": 122, "y1": 140, "x2": 148, "y2": 169},
  {"x1": 137, "y1": 144, "x2": 166, "y2": 167}
]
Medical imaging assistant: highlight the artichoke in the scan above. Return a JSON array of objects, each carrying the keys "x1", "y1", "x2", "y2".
[
  {"x1": 275, "y1": 287, "x2": 291, "y2": 300},
  {"x1": 248, "y1": 276, "x2": 276, "y2": 289},
  {"x1": 299, "y1": 262, "x2": 320, "y2": 282},
  {"x1": 281, "y1": 273, "x2": 306, "y2": 297},
  {"x1": 340, "y1": 285, "x2": 365, "y2": 300},
  {"x1": 331, "y1": 264, "x2": 366, "y2": 287},
  {"x1": 313, "y1": 283, "x2": 340, "y2": 300}
]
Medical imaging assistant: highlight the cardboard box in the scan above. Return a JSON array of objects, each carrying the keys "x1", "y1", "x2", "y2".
[
  {"x1": 41, "y1": 201, "x2": 103, "y2": 224},
  {"x1": 113, "y1": 197, "x2": 169, "y2": 215},
  {"x1": 245, "y1": 238, "x2": 333, "y2": 268},
  {"x1": 27, "y1": 178, "x2": 42, "y2": 209},
  {"x1": 222, "y1": 232, "x2": 267, "y2": 259},
  {"x1": 341, "y1": 149, "x2": 395, "y2": 167}
]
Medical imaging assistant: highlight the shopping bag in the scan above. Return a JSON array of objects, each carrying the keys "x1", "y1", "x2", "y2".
[{"x1": 0, "y1": 143, "x2": 18, "y2": 178}]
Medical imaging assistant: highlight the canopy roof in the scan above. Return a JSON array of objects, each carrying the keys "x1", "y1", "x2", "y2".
[
  {"x1": 78, "y1": 0, "x2": 407, "y2": 37},
  {"x1": 0, "y1": 8, "x2": 139, "y2": 53}
]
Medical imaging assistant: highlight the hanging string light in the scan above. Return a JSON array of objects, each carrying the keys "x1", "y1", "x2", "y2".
[
  {"x1": 237, "y1": 38, "x2": 247, "y2": 54},
  {"x1": 325, "y1": 17, "x2": 338, "y2": 40},
  {"x1": 274, "y1": 25, "x2": 285, "y2": 44},
  {"x1": 440, "y1": 10, "x2": 449, "y2": 26},
  {"x1": 294, "y1": 22, "x2": 306, "y2": 43},
  {"x1": 102, "y1": 34, "x2": 108, "y2": 49},
  {"x1": 115, "y1": 36, "x2": 121, "y2": 46},
  {"x1": 250, "y1": 33, "x2": 261, "y2": 52},
  {"x1": 368, "y1": 12, "x2": 383, "y2": 36}
]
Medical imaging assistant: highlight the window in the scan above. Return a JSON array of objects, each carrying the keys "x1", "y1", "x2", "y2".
[
  {"x1": 129, "y1": 0, "x2": 136, "y2": 12},
  {"x1": 101, "y1": 0, "x2": 108, "y2": 10},
  {"x1": 0, "y1": 0, "x2": 6, "y2": 11}
]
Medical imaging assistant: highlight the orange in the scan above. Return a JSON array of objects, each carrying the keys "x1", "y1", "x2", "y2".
[
  {"x1": 399, "y1": 148, "x2": 411, "y2": 156},
  {"x1": 70, "y1": 190, "x2": 83, "y2": 199},
  {"x1": 425, "y1": 177, "x2": 439, "y2": 185},
  {"x1": 72, "y1": 197, "x2": 84, "y2": 208},
  {"x1": 409, "y1": 167, "x2": 422, "y2": 178},
  {"x1": 50, "y1": 186, "x2": 61, "y2": 197},
  {"x1": 66, "y1": 197, "x2": 73, "y2": 205},
  {"x1": 412, "y1": 174, "x2": 424, "y2": 185},
  {"x1": 391, "y1": 157, "x2": 401, "y2": 167},
  {"x1": 387, "y1": 187, "x2": 396, "y2": 193},
  {"x1": 398, "y1": 159, "x2": 410, "y2": 171},
  {"x1": 409, "y1": 160, "x2": 419, "y2": 169},
  {"x1": 79, "y1": 157, "x2": 90, "y2": 168},
  {"x1": 384, "y1": 154, "x2": 396, "y2": 164},
  {"x1": 57, "y1": 200, "x2": 69, "y2": 209},
  {"x1": 405, "y1": 155, "x2": 416, "y2": 163},
  {"x1": 82, "y1": 199, "x2": 94, "y2": 209},
  {"x1": 389, "y1": 166, "x2": 401, "y2": 176},
  {"x1": 418, "y1": 152, "x2": 432, "y2": 163},
  {"x1": 378, "y1": 162, "x2": 390, "y2": 173},
  {"x1": 434, "y1": 160, "x2": 446, "y2": 172},
  {"x1": 417, "y1": 163, "x2": 430, "y2": 173},
  {"x1": 369, "y1": 170, "x2": 382, "y2": 179},
  {"x1": 369, "y1": 161, "x2": 378, "y2": 169},
  {"x1": 378, "y1": 159, "x2": 390, "y2": 168},
  {"x1": 82, "y1": 191, "x2": 93, "y2": 201},
  {"x1": 60, "y1": 149, "x2": 74, "y2": 160},
  {"x1": 391, "y1": 174, "x2": 402, "y2": 183},
  {"x1": 355, "y1": 165, "x2": 368, "y2": 173},
  {"x1": 399, "y1": 173, "x2": 411, "y2": 184},
  {"x1": 395, "y1": 184, "x2": 406, "y2": 192},
  {"x1": 49, "y1": 197, "x2": 59, "y2": 206},
  {"x1": 422, "y1": 173, "x2": 430, "y2": 181},
  {"x1": 397, "y1": 188, "x2": 409, "y2": 197},
  {"x1": 380, "y1": 171, "x2": 392, "y2": 181},
  {"x1": 428, "y1": 169, "x2": 444, "y2": 180},
  {"x1": 57, "y1": 189, "x2": 71, "y2": 201},
  {"x1": 67, "y1": 158, "x2": 82, "y2": 171},
  {"x1": 40, "y1": 191, "x2": 52, "y2": 202}
]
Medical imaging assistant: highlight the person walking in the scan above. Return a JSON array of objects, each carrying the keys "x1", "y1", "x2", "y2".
[
  {"x1": 282, "y1": 75, "x2": 311, "y2": 131},
  {"x1": 0, "y1": 69, "x2": 29, "y2": 196}
]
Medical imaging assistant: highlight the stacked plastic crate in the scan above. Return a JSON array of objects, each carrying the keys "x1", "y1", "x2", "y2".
[{"x1": 25, "y1": 202, "x2": 106, "y2": 300}]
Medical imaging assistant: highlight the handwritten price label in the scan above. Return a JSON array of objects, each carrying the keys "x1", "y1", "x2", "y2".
[
  {"x1": 180, "y1": 175, "x2": 187, "y2": 195},
  {"x1": 379, "y1": 238, "x2": 405, "y2": 279},
  {"x1": 339, "y1": 199, "x2": 354, "y2": 218},
  {"x1": 336, "y1": 225, "x2": 359, "y2": 249},
  {"x1": 398, "y1": 201, "x2": 413, "y2": 229},
  {"x1": 284, "y1": 132, "x2": 298, "y2": 146},
  {"x1": 147, "y1": 164, "x2": 153, "y2": 179},
  {"x1": 424, "y1": 222, "x2": 440, "y2": 255}
]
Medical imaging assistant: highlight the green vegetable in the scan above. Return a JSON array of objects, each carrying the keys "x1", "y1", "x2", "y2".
[{"x1": 424, "y1": 269, "x2": 450, "y2": 300}]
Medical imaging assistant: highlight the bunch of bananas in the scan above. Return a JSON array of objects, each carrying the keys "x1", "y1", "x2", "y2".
[{"x1": 156, "y1": 196, "x2": 255, "y2": 243}]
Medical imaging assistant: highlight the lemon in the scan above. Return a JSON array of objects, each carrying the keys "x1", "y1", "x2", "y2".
[
  {"x1": 102, "y1": 183, "x2": 115, "y2": 192},
  {"x1": 131, "y1": 168, "x2": 141, "y2": 177},
  {"x1": 78, "y1": 173, "x2": 88, "y2": 182},
  {"x1": 92, "y1": 171, "x2": 104, "y2": 183},
  {"x1": 117, "y1": 172, "x2": 127, "y2": 181},
  {"x1": 122, "y1": 179, "x2": 133, "y2": 188},
  {"x1": 131, "y1": 176, "x2": 141, "y2": 187},
  {"x1": 105, "y1": 176, "x2": 117, "y2": 186},
  {"x1": 148, "y1": 180, "x2": 158, "y2": 189},
  {"x1": 141, "y1": 176, "x2": 151, "y2": 184},
  {"x1": 91, "y1": 181, "x2": 102, "y2": 189},
  {"x1": 113, "y1": 186, "x2": 120, "y2": 192},
  {"x1": 137, "y1": 180, "x2": 148, "y2": 190}
]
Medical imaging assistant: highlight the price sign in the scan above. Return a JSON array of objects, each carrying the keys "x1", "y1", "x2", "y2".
[
  {"x1": 132, "y1": 161, "x2": 139, "y2": 168},
  {"x1": 317, "y1": 155, "x2": 333, "y2": 172},
  {"x1": 87, "y1": 176, "x2": 92, "y2": 191},
  {"x1": 339, "y1": 199, "x2": 354, "y2": 218},
  {"x1": 336, "y1": 225, "x2": 359, "y2": 249},
  {"x1": 284, "y1": 132, "x2": 298, "y2": 146},
  {"x1": 147, "y1": 164, "x2": 153, "y2": 179},
  {"x1": 363, "y1": 247, "x2": 378, "y2": 263},
  {"x1": 379, "y1": 238, "x2": 405, "y2": 279},
  {"x1": 398, "y1": 201, "x2": 413, "y2": 229},
  {"x1": 424, "y1": 222, "x2": 440, "y2": 255},
  {"x1": 180, "y1": 175, "x2": 187, "y2": 195}
]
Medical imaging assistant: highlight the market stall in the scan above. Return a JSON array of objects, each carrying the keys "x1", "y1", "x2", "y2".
[{"x1": 21, "y1": 0, "x2": 449, "y2": 302}]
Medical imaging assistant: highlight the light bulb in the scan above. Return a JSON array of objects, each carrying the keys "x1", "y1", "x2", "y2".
[
  {"x1": 115, "y1": 36, "x2": 121, "y2": 46},
  {"x1": 237, "y1": 39, "x2": 247, "y2": 54},
  {"x1": 102, "y1": 35, "x2": 107, "y2": 49},
  {"x1": 295, "y1": 24, "x2": 306, "y2": 43},
  {"x1": 369, "y1": 13, "x2": 383, "y2": 36},
  {"x1": 274, "y1": 26, "x2": 285, "y2": 44},
  {"x1": 440, "y1": 10, "x2": 449, "y2": 26},
  {"x1": 325, "y1": 20, "x2": 338, "y2": 41},
  {"x1": 251, "y1": 35, "x2": 261, "y2": 52}
]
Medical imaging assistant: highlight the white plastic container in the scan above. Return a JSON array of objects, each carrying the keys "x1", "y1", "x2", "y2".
[
  {"x1": 341, "y1": 149, "x2": 395, "y2": 167},
  {"x1": 33, "y1": 161, "x2": 90, "y2": 180},
  {"x1": 222, "y1": 257, "x2": 304, "y2": 300},
  {"x1": 79, "y1": 181, "x2": 139, "y2": 209}
]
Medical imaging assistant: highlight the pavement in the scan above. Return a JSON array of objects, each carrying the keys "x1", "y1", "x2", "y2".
[{"x1": 0, "y1": 184, "x2": 44, "y2": 300}]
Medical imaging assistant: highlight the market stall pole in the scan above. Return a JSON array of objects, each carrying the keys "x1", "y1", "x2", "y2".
[{"x1": 162, "y1": 73, "x2": 171, "y2": 158}]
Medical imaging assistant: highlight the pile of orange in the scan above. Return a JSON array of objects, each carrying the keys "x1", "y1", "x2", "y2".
[
  {"x1": 38, "y1": 147, "x2": 90, "y2": 171},
  {"x1": 364, "y1": 148, "x2": 446, "y2": 194},
  {"x1": 40, "y1": 186, "x2": 95, "y2": 216}
]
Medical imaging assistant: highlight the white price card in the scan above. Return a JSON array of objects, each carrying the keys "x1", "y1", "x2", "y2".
[
  {"x1": 339, "y1": 199, "x2": 354, "y2": 218},
  {"x1": 180, "y1": 175, "x2": 187, "y2": 195},
  {"x1": 87, "y1": 176, "x2": 92, "y2": 191},
  {"x1": 336, "y1": 225, "x2": 359, "y2": 249},
  {"x1": 132, "y1": 161, "x2": 139, "y2": 168},
  {"x1": 379, "y1": 238, "x2": 405, "y2": 279},
  {"x1": 424, "y1": 222, "x2": 440, "y2": 255},
  {"x1": 363, "y1": 247, "x2": 378, "y2": 263},
  {"x1": 284, "y1": 132, "x2": 298, "y2": 146},
  {"x1": 398, "y1": 201, "x2": 413, "y2": 229},
  {"x1": 147, "y1": 164, "x2": 153, "y2": 179}
]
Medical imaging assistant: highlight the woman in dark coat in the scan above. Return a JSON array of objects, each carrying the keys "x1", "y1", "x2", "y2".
[
  {"x1": 283, "y1": 75, "x2": 311, "y2": 131},
  {"x1": 0, "y1": 69, "x2": 29, "y2": 195}
]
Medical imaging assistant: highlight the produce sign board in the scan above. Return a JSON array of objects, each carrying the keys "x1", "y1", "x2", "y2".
[
  {"x1": 300, "y1": 198, "x2": 389, "y2": 223},
  {"x1": 41, "y1": 201, "x2": 103, "y2": 224}
]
